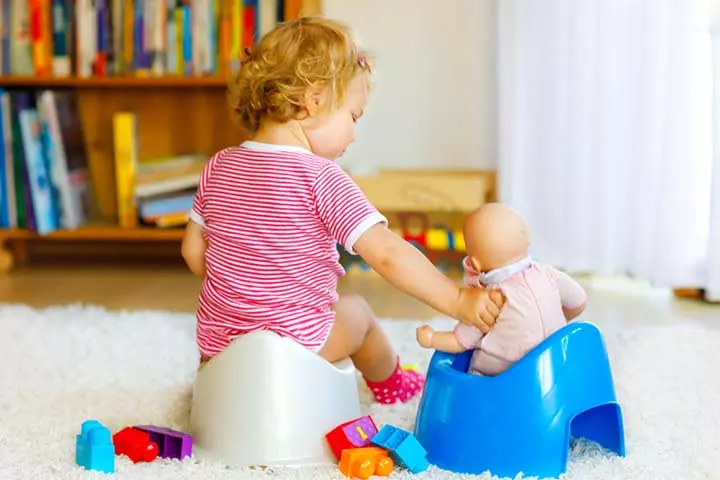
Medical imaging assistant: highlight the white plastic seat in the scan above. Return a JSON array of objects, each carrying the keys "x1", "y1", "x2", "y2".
[{"x1": 189, "y1": 331, "x2": 361, "y2": 467}]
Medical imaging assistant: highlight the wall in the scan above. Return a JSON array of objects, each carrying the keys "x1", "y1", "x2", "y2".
[{"x1": 322, "y1": 0, "x2": 498, "y2": 173}]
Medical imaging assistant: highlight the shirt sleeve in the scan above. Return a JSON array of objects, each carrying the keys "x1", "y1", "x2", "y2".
[
  {"x1": 551, "y1": 267, "x2": 587, "y2": 310},
  {"x1": 454, "y1": 322, "x2": 484, "y2": 350},
  {"x1": 312, "y1": 163, "x2": 387, "y2": 254},
  {"x1": 189, "y1": 150, "x2": 224, "y2": 227}
]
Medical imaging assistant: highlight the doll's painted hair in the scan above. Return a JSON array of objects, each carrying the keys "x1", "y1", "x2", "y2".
[{"x1": 228, "y1": 17, "x2": 373, "y2": 135}]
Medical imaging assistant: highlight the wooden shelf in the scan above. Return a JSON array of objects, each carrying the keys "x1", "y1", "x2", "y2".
[
  {"x1": 0, "y1": 226, "x2": 184, "y2": 241},
  {"x1": 0, "y1": 225, "x2": 186, "y2": 271},
  {"x1": 0, "y1": 76, "x2": 231, "y2": 88},
  {"x1": 0, "y1": 0, "x2": 327, "y2": 273}
]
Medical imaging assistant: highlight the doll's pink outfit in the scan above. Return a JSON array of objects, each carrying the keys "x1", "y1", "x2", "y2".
[{"x1": 454, "y1": 256, "x2": 587, "y2": 376}]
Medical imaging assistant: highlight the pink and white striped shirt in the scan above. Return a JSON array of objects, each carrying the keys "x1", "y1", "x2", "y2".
[{"x1": 190, "y1": 141, "x2": 386, "y2": 359}]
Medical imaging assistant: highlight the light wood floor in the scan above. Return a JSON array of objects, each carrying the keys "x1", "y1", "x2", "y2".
[
  {"x1": 0, "y1": 264, "x2": 446, "y2": 319},
  {"x1": 1, "y1": 264, "x2": 718, "y2": 329}
]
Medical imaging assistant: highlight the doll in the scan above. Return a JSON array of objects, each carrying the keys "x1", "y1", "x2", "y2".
[{"x1": 416, "y1": 203, "x2": 587, "y2": 376}]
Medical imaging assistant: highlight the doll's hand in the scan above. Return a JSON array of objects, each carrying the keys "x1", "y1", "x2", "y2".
[
  {"x1": 456, "y1": 286, "x2": 506, "y2": 334},
  {"x1": 416, "y1": 325, "x2": 435, "y2": 348}
]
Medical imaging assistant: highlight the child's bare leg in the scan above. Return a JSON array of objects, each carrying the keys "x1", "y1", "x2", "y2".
[
  {"x1": 319, "y1": 294, "x2": 424, "y2": 403},
  {"x1": 318, "y1": 294, "x2": 396, "y2": 381}
]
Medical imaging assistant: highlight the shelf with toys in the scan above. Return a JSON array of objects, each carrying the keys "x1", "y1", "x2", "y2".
[
  {"x1": 0, "y1": 0, "x2": 497, "y2": 274},
  {"x1": 0, "y1": 169, "x2": 497, "y2": 272},
  {"x1": 0, "y1": 0, "x2": 321, "y2": 272}
]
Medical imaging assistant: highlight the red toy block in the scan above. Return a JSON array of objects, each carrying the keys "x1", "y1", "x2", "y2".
[
  {"x1": 326, "y1": 415, "x2": 379, "y2": 460},
  {"x1": 113, "y1": 427, "x2": 159, "y2": 463}
]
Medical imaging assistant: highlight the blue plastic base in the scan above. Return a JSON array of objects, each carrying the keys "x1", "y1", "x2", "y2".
[{"x1": 414, "y1": 321, "x2": 625, "y2": 478}]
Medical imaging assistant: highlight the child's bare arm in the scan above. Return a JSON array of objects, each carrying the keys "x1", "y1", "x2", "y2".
[
  {"x1": 181, "y1": 220, "x2": 207, "y2": 277},
  {"x1": 354, "y1": 224, "x2": 459, "y2": 316},
  {"x1": 353, "y1": 224, "x2": 505, "y2": 331},
  {"x1": 416, "y1": 325, "x2": 468, "y2": 353}
]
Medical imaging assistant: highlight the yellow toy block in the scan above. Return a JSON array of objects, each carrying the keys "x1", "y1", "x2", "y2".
[
  {"x1": 453, "y1": 230, "x2": 465, "y2": 252},
  {"x1": 426, "y1": 229, "x2": 449, "y2": 250}
]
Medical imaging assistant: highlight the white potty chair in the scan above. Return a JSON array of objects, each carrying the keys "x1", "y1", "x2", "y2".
[{"x1": 190, "y1": 331, "x2": 361, "y2": 467}]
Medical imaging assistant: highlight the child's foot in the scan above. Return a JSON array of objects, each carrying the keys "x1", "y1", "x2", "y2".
[{"x1": 364, "y1": 360, "x2": 425, "y2": 404}]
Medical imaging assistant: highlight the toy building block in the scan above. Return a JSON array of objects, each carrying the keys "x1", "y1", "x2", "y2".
[
  {"x1": 76, "y1": 420, "x2": 115, "y2": 474},
  {"x1": 133, "y1": 425, "x2": 193, "y2": 460},
  {"x1": 325, "y1": 415, "x2": 379, "y2": 460},
  {"x1": 113, "y1": 427, "x2": 159, "y2": 463},
  {"x1": 371, "y1": 425, "x2": 429, "y2": 474},
  {"x1": 338, "y1": 446, "x2": 394, "y2": 479}
]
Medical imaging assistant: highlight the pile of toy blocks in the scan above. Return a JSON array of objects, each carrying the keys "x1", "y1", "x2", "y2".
[
  {"x1": 325, "y1": 415, "x2": 429, "y2": 479},
  {"x1": 75, "y1": 420, "x2": 192, "y2": 473}
]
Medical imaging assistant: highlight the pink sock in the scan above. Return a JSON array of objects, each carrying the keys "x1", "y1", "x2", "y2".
[{"x1": 364, "y1": 359, "x2": 425, "y2": 404}]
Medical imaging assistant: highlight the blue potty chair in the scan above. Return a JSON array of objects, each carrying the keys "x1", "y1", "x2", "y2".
[{"x1": 414, "y1": 321, "x2": 625, "y2": 478}]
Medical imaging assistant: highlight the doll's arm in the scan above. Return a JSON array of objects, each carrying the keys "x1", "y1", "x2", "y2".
[
  {"x1": 563, "y1": 303, "x2": 586, "y2": 321},
  {"x1": 416, "y1": 324, "x2": 481, "y2": 353},
  {"x1": 416, "y1": 326, "x2": 467, "y2": 353},
  {"x1": 552, "y1": 268, "x2": 587, "y2": 321}
]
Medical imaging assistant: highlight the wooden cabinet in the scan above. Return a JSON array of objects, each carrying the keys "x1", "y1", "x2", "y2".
[{"x1": 354, "y1": 170, "x2": 495, "y2": 213}]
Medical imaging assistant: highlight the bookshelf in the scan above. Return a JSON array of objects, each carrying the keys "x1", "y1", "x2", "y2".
[
  {"x1": 0, "y1": 76, "x2": 244, "y2": 272},
  {"x1": 0, "y1": 0, "x2": 322, "y2": 272},
  {"x1": 0, "y1": 76, "x2": 231, "y2": 88},
  {"x1": 0, "y1": 225, "x2": 185, "y2": 241}
]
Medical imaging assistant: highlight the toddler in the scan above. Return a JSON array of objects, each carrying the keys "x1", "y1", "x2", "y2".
[
  {"x1": 416, "y1": 203, "x2": 587, "y2": 376},
  {"x1": 181, "y1": 17, "x2": 505, "y2": 404}
]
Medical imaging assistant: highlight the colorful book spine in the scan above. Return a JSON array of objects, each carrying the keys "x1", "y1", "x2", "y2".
[
  {"x1": 18, "y1": 109, "x2": 59, "y2": 235},
  {"x1": 0, "y1": 91, "x2": 7, "y2": 228},
  {"x1": 1, "y1": 1, "x2": 12, "y2": 74},
  {"x1": 0, "y1": 0, "x2": 293, "y2": 78},
  {"x1": 10, "y1": 0, "x2": 35, "y2": 75},
  {"x1": 0, "y1": 91, "x2": 17, "y2": 227},
  {"x1": 182, "y1": 4, "x2": 192, "y2": 76},
  {"x1": 112, "y1": 112, "x2": 138, "y2": 229},
  {"x1": 37, "y1": 91, "x2": 82, "y2": 229},
  {"x1": 9, "y1": 92, "x2": 33, "y2": 230},
  {"x1": 51, "y1": 0, "x2": 71, "y2": 76},
  {"x1": 95, "y1": 0, "x2": 111, "y2": 76}
]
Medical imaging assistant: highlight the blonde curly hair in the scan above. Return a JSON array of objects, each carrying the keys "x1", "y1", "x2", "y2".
[{"x1": 228, "y1": 17, "x2": 373, "y2": 135}]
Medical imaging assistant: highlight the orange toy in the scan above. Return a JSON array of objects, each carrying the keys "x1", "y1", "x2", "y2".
[{"x1": 339, "y1": 446, "x2": 394, "y2": 479}]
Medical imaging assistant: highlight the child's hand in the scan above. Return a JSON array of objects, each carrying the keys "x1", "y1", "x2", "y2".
[
  {"x1": 416, "y1": 325, "x2": 435, "y2": 348},
  {"x1": 456, "y1": 286, "x2": 505, "y2": 333}
]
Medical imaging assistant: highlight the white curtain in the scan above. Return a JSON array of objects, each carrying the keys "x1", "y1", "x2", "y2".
[
  {"x1": 497, "y1": 0, "x2": 715, "y2": 289},
  {"x1": 707, "y1": 0, "x2": 720, "y2": 300}
]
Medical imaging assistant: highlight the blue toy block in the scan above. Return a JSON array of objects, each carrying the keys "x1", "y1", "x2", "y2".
[
  {"x1": 76, "y1": 420, "x2": 115, "y2": 474},
  {"x1": 370, "y1": 425, "x2": 429, "y2": 474},
  {"x1": 414, "y1": 321, "x2": 625, "y2": 478}
]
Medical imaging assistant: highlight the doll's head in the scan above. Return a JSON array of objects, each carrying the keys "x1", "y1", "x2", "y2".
[{"x1": 463, "y1": 203, "x2": 531, "y2": 273}]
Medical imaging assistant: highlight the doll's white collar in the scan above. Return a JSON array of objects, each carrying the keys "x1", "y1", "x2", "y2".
[{"x1": 479, "y1": 255, "x2": 533, "y2": 285}]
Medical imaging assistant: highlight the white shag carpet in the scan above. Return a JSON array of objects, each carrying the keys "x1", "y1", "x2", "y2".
[{"x1": 1, "y1": 304, "x2": 719, "y2": 480}]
